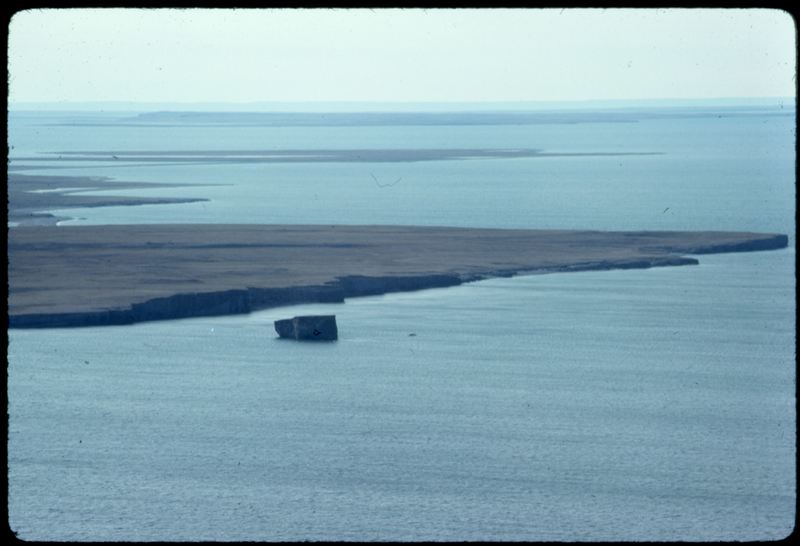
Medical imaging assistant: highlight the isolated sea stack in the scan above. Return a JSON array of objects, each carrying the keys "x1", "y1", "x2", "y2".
[{"x1": 275, "y1": 315, "x2": 338, "y2": 341}]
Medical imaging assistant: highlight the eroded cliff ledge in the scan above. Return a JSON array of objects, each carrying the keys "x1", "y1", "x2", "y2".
[{"x1": 7, "y1": 224, "x2": 788, "y2": 328}]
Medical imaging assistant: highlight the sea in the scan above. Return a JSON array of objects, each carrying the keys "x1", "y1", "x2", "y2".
[{"x1": 6, "y1": 105, "x2": 796, "y2": 541}]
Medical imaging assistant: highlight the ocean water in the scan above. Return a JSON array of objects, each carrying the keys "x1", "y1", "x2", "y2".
[
  {"x1": 8, "y1": 109, "x2": 795, "y2": 235},
  {"x1": 6, "y1": 107, "x2": 796, "y2": 540}
]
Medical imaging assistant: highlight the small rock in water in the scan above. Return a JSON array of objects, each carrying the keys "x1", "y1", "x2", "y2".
[{"x1": 275, "y1": 315, "x2": 338, "y2": 341}]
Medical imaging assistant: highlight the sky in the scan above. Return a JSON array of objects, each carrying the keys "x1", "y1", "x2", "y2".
[{"x1": 7, "y1": 8, "x2": 797, "y2": 105}]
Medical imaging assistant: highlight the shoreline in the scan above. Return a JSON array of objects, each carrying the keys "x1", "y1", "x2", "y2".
[
  {"x1": 8, "y1": 257, "x2": 699, "y2": 329},
  {"x1": 10, "y1": 149, "x2": 663, "y2": 166},
  {"x1": 8, "y1": 224, "x2": 788, "y2": 329},
  {"x1": 7, "y1": 173, "x2": 210, "y2": 227}
]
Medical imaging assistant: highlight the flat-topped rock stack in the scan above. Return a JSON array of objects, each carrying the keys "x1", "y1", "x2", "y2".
[{"x1": 275, "y1": 315, "x2": 338, "y2": 341}]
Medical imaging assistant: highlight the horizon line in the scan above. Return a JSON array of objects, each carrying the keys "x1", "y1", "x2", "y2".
[
  {"x1": 10, "y1": 96, "x2": 794, "y2": 104},
  {"x1": 8, "y1": 96, "x2": 795, "y2": 113}
]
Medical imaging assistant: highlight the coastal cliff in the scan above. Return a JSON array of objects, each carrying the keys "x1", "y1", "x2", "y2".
[
  {"x1": 7, "y1": 225, "x2": 789, "y2": 329},
  {"x1": 8, "y1": 276, "x2": 459, "y2": 328}
]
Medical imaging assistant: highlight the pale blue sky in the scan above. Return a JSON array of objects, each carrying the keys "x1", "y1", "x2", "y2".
[{"x1": 7, "y1": 8, "x2": 797, "y2": 104}]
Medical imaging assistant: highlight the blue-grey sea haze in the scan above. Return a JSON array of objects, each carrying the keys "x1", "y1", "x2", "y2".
[{"x1": 6, "y1": 105, "x2": 796, "y2": 540}]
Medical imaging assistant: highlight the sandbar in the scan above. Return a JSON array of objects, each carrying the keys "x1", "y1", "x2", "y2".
[{"x1": 7, "y1": 173, "x2": 209, "y2": 226}]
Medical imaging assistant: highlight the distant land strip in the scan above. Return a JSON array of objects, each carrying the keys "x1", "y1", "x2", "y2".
[
  {"x1": 11, "y1": 148, "x2": 663, "y2": 164},
  {"x1": 37, "y1": 108, "x2": 794, "y2": 128},
  {"x1": 7, "y1": 173, "x2": 210, "y2": 226},
  {"x1": 8, "y1": 224, "x2": 788, "y2": 329}
]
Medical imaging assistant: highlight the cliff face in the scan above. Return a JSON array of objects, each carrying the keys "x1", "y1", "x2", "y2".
[
  {"x1": 7, "y1": 276, "x2": 459, "y2": 329},
  {"x1": 640, "y1": 234, "x2": 789, "y2": 254},
  {"x1": 335, "y1": 274, "x2": 462, "y2": 297},
  {"x1": 664, "y1": 234, "x2": 789, "y2": 255},
  {"x1": 3, "y1": 262, "x2": 694, "y2": 329}
]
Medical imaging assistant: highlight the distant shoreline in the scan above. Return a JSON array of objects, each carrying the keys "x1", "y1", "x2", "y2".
[
  {"x1": 8, "y1": 224, "x2": 788, "y2": 329},
  {"x1": 9, "y1": 149, "x2": 663, "y2": 170},
  {"x1": 7, "y1": 173, "x2": 210, "y2": 227}
]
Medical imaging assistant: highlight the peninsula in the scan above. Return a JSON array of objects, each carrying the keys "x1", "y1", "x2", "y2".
[
  {"x1": 7, "y1": 173, "x2": 209, "y2": 226},
  {"x1": 7, "y1": 224, "x2": 788, "y2": 328}
]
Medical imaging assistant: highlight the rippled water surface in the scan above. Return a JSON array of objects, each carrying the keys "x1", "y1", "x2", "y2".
[{"x1": 7, "y1": 108, "x2": 796, "y2": 540}]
